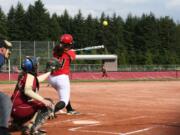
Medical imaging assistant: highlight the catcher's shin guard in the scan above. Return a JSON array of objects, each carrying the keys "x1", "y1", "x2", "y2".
[
  {"x1": 30, "y1": 107, "x2": 53, "y2": 134},
  {"x1": 21, "y1": 126, "x2": 47, "y2": 135},
  {"x1": 54, "y1": 101, "x2": 65, "y2": 113}
]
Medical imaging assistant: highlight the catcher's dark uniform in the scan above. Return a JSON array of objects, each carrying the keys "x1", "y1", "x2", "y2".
[
  {"x1": 11, "y1": 73, "x2": 46, "y2": 120},
  {"x1": 11, "y1": 57, "x2": 54, "y2": 134}
]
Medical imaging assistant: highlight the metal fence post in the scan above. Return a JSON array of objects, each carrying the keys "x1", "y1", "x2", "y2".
[
  {"x1": 19, "y1": 41, "x2": 22, "y2": 68},
  {"x1": 48, "y1": 41, "x2": 50, "y2": 59},
  {"x1": 8, "y1": 60, "x2": 11, "y2": 81},
  {"x1": 34, "y1": 41, "x2": 36, "y2": 57}
]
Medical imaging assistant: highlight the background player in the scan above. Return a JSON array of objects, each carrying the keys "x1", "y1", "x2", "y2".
[
  {"x1": 11, "y1": 56, "x2": 55, "y2": 134},
  {"x1": 0, "y1": 39, "x2": 12, "y2": 135},
  {"x1": 101, "y1": 64, "x2": 108, "y2": 78},
  {"x1": 48, "y1": 34, "x2": 79, "y2": 115}
]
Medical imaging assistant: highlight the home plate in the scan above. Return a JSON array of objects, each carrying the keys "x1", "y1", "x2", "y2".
[
  {"x1": 73, "y1": 120, "x2": 100, "y2": 125},
  {"x1": 56, "y1": 110, "x2": 67, "y2": 115}
]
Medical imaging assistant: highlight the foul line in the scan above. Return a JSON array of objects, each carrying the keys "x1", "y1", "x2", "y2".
[
  {"x1": 69, "y1": 126, "x2": 156, "y2": 135},
  {"x1": 69, "y1": 124, "x2": 124, "y2": 135},
  {"x1": 122, "y1": 126, "x2": 156, "y2": 135},
  {"x1": 118, "y1": 116, "x2": 147, "y2": 122}
]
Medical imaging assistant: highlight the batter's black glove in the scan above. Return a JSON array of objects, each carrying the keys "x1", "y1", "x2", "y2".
[
  {"x1": 53, "y1": 44, "x2": 64, "y2": 57},
  {"x1": 46, "y1": 58, "x2": 61, "y2": 72}
]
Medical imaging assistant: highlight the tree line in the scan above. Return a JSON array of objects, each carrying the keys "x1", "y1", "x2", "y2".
[{"x1": 0, "y1": 0, "x2": 180, "y2": 65}]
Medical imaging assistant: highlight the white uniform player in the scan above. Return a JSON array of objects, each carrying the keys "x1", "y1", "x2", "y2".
[{"x1": 48, "y1": 34, "x2": 79, "y2": 114}]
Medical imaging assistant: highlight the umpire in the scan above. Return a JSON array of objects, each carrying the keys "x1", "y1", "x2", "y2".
[{"x1": 0, "y1": 39, "x2": 12, "y2": 135}]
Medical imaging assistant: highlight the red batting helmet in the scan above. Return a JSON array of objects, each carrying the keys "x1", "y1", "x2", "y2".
[{"x1": 60, "y1": 34, "x2": 73, "y2": 44}]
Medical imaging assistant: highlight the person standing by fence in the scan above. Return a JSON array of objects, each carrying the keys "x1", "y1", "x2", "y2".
[{"x1": 102, "y1": 64, "x2": 108, "y2": 78}]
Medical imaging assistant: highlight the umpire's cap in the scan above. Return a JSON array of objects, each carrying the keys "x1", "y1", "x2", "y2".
[{"x1": 0, "y1": 40, "x2": 12, "y2": 49}]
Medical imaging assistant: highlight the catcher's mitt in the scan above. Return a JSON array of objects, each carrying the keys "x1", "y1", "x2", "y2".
[{"x1": 46, "y1": 58, "x2": 61, "y2": 72}]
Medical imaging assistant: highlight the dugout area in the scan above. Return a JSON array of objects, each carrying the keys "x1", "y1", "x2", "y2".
[
  {"x1": 2, "y1": 80, "x2": 180, "y2": 135},
  {"x1": 76, "y1": 54, "x2": 118, "y2": 71}
]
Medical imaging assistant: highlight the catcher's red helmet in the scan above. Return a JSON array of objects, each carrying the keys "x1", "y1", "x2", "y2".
[{"x1": 60, "y1": 34, "x2": 73, "y2": 44}]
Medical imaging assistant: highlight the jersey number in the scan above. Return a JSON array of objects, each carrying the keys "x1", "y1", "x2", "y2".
[{"x1": 59, "y1": 58, "x2": 65, "y2": 69}]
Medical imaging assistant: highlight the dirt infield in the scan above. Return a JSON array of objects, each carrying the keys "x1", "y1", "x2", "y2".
[{"x1": 1, "y1": 80, "x2": 180, "y2": 135}]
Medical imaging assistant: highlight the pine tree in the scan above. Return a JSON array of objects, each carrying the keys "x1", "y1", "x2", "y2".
[
  {"x1": 0, "y1": 7, "x2": 7, "y2": 38},
  {"x1": 24, "y1": 0, "x2": 49, "y2": 40},
  {"x1": 14, "y1": 2, "x2": 25, "y2": 40},
  {"x1": 72, "y1": 10, "x2": 85, "y2": 49},
  {"x1": 48, "y1": 13, "x2": 62, "y2": 41},
  {"x1": 158, "y1": 16, "x2": 176, "y2": 64},
  {"x1": 7, "y1": 6, "x2": 16, "y2": 40},
  {"x1": 123, "y1": 14, "x2": 139, "y2": 64},
  {"x1": 58, "y1": 9, "x2": 72, "y2": 34},
  {"x1": 175, "y1": 24, "x2": 180, "y2": 63},
  {"x1": 145, "y1": 50, "x2": 153, "y2": 65},
  {"x1": 110, "y1": 13, "x2": 125, "y2": 64},
  {"x1": 83, "y1": 14, "x2": 98, "y2": 49},
  {"x1": 134, "y1": 13, "x2": 160, "y2": 64}
]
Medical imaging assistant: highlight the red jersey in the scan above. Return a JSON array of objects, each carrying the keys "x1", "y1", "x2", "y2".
[
  {"x1": 51, "y1": 49, "x2": 76, "y2": 76},
  {"x1": 11, "y1": 73, "x2": 39, "y2": 106}
]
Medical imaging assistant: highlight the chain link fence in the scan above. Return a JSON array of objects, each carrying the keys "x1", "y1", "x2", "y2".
[
  {"x1": 0, "y1": 41, "x2": 180, "y2": 73},
  {"x1": 9, "y1": 41, "x2": 55, "y2": 72},
  {"x1": 118, "y1": 65, "x2": 180, "y2": 72}
]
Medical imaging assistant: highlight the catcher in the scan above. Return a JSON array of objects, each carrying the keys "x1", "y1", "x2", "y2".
[
  {"x1": 11, "y1": 56, "x2": 58, "y2": 135},
  {"x1": 48, "y1": 34, "x2": 79, "y2": 115},
  {"x1": 0, "y1": 39, "x2": 12, "y2": 135}
]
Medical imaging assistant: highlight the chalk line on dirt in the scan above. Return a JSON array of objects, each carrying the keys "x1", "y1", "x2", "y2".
[
  {"x1": 122, "y1": 126, "x2": 156, "y2": 135},
  {"x1": 45, "y1": 113, "x2": 151, "y2": 135},
  {"x1": 68, "y1": 115, "x2": 148, "y2": 135}
]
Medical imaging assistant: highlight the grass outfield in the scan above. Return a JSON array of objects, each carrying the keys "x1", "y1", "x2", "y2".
[
  {"x1": 0, "y1": 81, "x2": 17, "y2": 84},
  {"x1": 0, "y1": 78, "x2": 180, "y2": 84}
]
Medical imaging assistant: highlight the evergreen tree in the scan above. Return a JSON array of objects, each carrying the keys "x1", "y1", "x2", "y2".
[
  {"x1": 134, "y1": 13, "x2": 160, "y2": 64},
  {"x1": 158, "y1": 16, "x2": 176, "y2": 64},
  {"x1": 14, "y1": 2, "x2": 25, "y2": 40},
  {"x1": 83, "y1": 14, "x2": 98, "y2": 49},
  {"x1": 175, "y1": 24, "x2": 180, "y2": 63},
  {"x1": 145, "y1": 50, "x2": 153, "y2": 65},
  {"x1": 0, "y1": 7, "x2": 7, "y2": 38},
  {"x1": 58, "y1": 9, "x2": 72, "y2": 34},
  {"x1": 7, "y1": 6, "x2": 16, "y2": 40},
  {"x1": 95, "y1": 12, "x2": 106, "y2": 46},
  {"x1": 48, "y1": 13, "x2": 62, "y2": 41},
  {"x1": 24, "y1": 0, "x2": 49, "y2": 40},
  {"x1": 110, "y1": 13, "x2": 125, "y2": 64},
  {"x1": 23, "y1": 5, "x2": 34, "y2": 40},
  {"x1": 0, "y1": 0, "x2": 179, "y2": 65},
  {"x1": 72, "y1": 10, "x2": 85, "y2": 49},
  {"x1": 123, "y1": 14, "x2": 139, "y2": 64}
]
